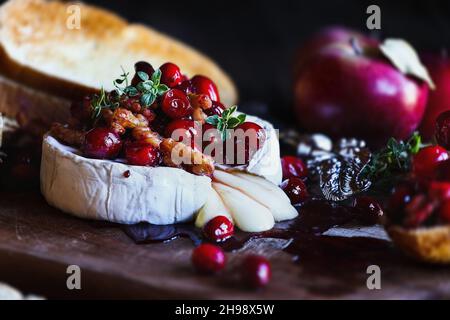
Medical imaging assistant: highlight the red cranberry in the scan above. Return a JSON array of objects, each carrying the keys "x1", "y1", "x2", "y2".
[
  {"x1": 428, "y1": 181, "x2": 450, "y2": 202},
  {"x1": 436, "y1": 110, "x2": 450, "y2": 149},
  {"x1": 202, "y1": 123, "x2": 223, "y2": 160},
  {"x1": 176, "y1": 80, "x2": 194, "y2": 95},
  {"x1": 281, "y1": 177, "x2": 309, "y2": 205},
  {"x1": 191, "y1": 244, "x2": 226, "y2": 274},
  {"x1": 404, "y1": 194, "x2": 435, "y2": 228},
  {"x1": 124, "y1": 141, "x2": 161, "y2": 167},
  {"x1": 131, "y1": 61, "x2": 155, "y2": 86},
  {"x1": 353, "y1": 196, "x2": 384, "y2": 225},
  {"x1": 83, "y1": 128, "x2": 122, "y2": 159},
  {"x1": 437, "y1": 160, "x2": 450, "y2": 182},
  {"x1": 160, "y1": 62, "x2": 183, "y2": 88},
  {"x1": 241, "y1": 255, "x2": 271, "y2": 288},
  {"x1": 203, "y1": 216, "x2": 234, "y2": 242},
  {"x1": 161, "y1": 89, "x2": 193, "y2": 119},
  {"x1": 412, "y1": 146, "x2": 449, "y2": 179},
  {"x1": 204, "y1": 101, "x2": 225, "y2": 117},
  {"x1": 191, "y1": 75, "x2": 220, "y2": 102},
  {"x1": 229, "y1": 122, "x2": 265, "y2": 165},
  {"x1": 165, "y1": 119, "x2": 201, "y2": 150},
  {"x1": 389, "y1": 184, "x2": 415, "y2": 212},
  {"x1": 281, "y1": 156, "x2": 308, "y2": 180},
  {"x1": 439, "y1": 200, "x2": 450, "y2": 223}
]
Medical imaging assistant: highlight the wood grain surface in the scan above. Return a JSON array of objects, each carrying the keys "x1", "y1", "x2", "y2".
[{"x1": 0, "y1": 191, "x2": 449, "y2": 299}]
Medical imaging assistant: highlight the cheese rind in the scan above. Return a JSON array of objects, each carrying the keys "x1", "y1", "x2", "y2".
[{"x1": 41, "y1": 135, "x2": 212, "y2": 225}]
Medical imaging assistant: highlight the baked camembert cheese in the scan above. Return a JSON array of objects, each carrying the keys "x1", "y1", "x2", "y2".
[{"x1": 41, "y1": 61, "x2": 296, "y2": 232}]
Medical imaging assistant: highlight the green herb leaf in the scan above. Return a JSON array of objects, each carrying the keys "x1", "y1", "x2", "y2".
[
  {"x1": 137, "y1": 71, "x2": 149, "y2": 82},
  {"x1": 206, "y1": 115, "x2": 220, "y2": 126},
  {"x1": 157, "y1": 84, "x2": 169, "y2": 95},
  {"x1": 203, "y1": 105, "x2": 248, "y2": 141},
  {"x1": 237, "y1": 113, "x2": 246, "y2": 123},
  {"x1": 363, "y1": 131, "x2": 424, "y2": 180},
  {"x1": 141, "y1": 93, "x2": 156, "y2": 107}
]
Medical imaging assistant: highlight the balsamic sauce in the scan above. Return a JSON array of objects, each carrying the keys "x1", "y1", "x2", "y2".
[{"x1": 123, "y1": 199, "x2": 377, "y2": 250}]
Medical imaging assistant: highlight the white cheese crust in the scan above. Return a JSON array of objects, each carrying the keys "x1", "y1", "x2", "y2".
[{"x1": 41, "y1": 135, "x2": 212, "y2": 225}]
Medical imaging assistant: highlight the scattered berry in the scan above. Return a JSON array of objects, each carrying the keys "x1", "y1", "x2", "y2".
[
  {"x1": 192, "y1": 244, "x2": 226, "y2": 274},
  {"x1": 412, "y1": 146, "x2": 449, "y2": 179},
  {"x1": 203, "y1": 216, "x2": 234, "y2": 242},
  {"x1": 281, "y1": 177, "x2": 309, "y2": 205},
  {"x1": 353, "y1": 196, "x2": 384, "y2": 225},
  {"x1": 241, "y1": 255, "x2": 271, "y2": 288},
  {"x1": 281, "y1": 156, "x2": 308, "y2": 180}
]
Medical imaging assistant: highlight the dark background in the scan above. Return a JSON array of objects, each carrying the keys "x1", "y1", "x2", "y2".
[{"x1": 86, "y1": 0, "x2": 450, "y2": 118}]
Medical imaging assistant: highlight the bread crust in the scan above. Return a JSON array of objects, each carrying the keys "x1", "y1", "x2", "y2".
[
  {"x1": 388, "y1": 225, "x2": 450, "y2": 264},
  {"x1": 0, "y1": 0, "x2": 237, "y2": 123}
]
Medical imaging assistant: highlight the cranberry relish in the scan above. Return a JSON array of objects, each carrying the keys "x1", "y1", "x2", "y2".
[{"x1": 51, "y1": 61, "x2": 266, "y2": 176}]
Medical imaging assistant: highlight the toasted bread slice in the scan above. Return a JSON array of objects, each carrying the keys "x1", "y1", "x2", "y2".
[
  {"x1": 388, "y1": 225, "x2": 450, "y2": 264},
  {"x1": 0, "y1": 0, "x2": 237, "y2": 125}
]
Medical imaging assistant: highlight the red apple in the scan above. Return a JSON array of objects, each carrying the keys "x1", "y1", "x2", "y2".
[
  {"x1": 418, "y1": 51, "x2": 450, "y2": 140},
  {"x1": 294, "y1": 27, "x2": 430, "y2": 147}
]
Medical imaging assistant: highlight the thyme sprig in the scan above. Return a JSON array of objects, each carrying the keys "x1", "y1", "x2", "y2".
[
  {"x1": 205, "y1": 106, "x2": 246, "y2": 141},
  {"x1": 364, "y1": 131, "x2": 423, "y2": 180},
  {"x1": 91, "y1": 88, "x2": 119, "y2": 119},
  {"x1": 113, "y1": 68, "x2": 169, "y2": 107}
]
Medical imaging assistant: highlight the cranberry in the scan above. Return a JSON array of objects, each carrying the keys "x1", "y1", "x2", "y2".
[
  {"x1": 161, "y1": 89, "x2": 193, "y2": 119},
  {"x1": 281, "y1": 156, "x2": 308, "y2": 180},
  {"x1": 191, "y1": 75, "x2": 220, "y2": 102},
  {"x1": 124, "y1": 141, "x2": 161, "y2": 167},
  {"x1": 191, "y1": 244, "x2": 226, "y2": 274},
  {"x1": 281, "y1": 177, "x2": 309, "y2": 205},
  {"x1": 165, "y1": 119, "x2": 201, "y2": 150},
  {"x1": 83, "y1": 128, "x2": 122, "y2": 159},
  {"x1": 437, "y1": 159, "x2": 450, "y2": 182},
  {"x1": 436, "y1": 110, "x2": 450, "y2": 149},
  {"x1": 204, "y1": 101, "x2": 225, "y2": 117},
  {"x1": 176, "y1": 80, "x2": 194, "y2": 96},
  {"x1": 160, "y1": 62, "x2": 183, "y2": 88},
  {"x1": 229, "y1": 122, "x2": 265, "y2": 165},
  {"x1": 428, "y1": 181, "x2": 450, "y2": 202},
  {"x1": 131, "y1": 61, "x2": 155, "y2": 86},
  {"x1": 203, "y1": 216, "x2": 234, "y2": 242},
  {"x1": 439, "y1": 200, "x2": 450, "y2": 223},
  {"x1": 412, "y1": 146, "x2": 449, "y2": 179},
  {"x1": 404, "y1": 194, "x2": 435, "y2": 228},
  {"x1": 241, "y1": 255, "x2": 271, "y2": 288},
  {"x1": 389, "y1": 184, "x2": 415, "y2": 212},
  {"x1": 353, "y1": 196, "x2": 384, "y2": 225}
]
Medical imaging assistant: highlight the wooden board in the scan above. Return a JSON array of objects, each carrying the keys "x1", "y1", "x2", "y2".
[{"x1": 0, "y1": 190, "x2": 449, "y2": 299}]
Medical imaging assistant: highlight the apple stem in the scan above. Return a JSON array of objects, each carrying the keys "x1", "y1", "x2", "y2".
[{"x1": 350, "y1": 37, "x2": 363, "y2": 55}]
